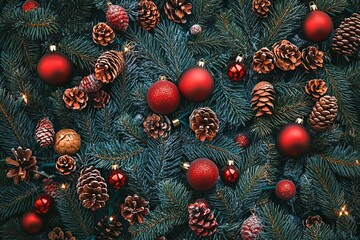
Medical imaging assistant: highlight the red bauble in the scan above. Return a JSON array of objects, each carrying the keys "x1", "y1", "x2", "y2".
[
  {"x1": 22, "y1": 0, "x2": 40, "y2": 13},
  {"x1": 275, "y1": 179, "x2": 296, "y2": 200},
  {"x1": 108, "y1": 168, "x2": 127, "y2": 190},
  {"x1": 220, "y1": 160, "x2": 240, "y2": 186},
  {"x1": 235, "y1": 134, "x2": 250, "y2": 148},
  {"x1": 106, "y1": 4, "x2": 129, "y2": 31},
  {"x1": 21, "y1": 211, "x2": 44, "y2": 235},
  {"x1": 147, "y1": 78, "x2": 180, "y2": 114},
  {"x1": 227, "y1": 55, "x2": 246, "y2": 82},
  {"x1": 186, "y1": 158, "x2": 219, "y2": 191},
  {"x1": 178, "y1": 67, "x2": 214, "y2": 102},
  {"x1": 33, "y1": 194, "x2": 52, "y2": 214},
  {"x1": 277, "y1": 122, "x2": 310, "y2": 158},
  {"x1": 302, "y1": 4, "x2": 333, "y2": 42}
]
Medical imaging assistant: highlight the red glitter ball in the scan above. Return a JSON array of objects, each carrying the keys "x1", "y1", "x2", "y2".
[
  {"x1": 227, "y1": 62, "x2": 246, "y2": 82},
  {"x1": 220, "y1": 165, "x2": 240, "y2": 186},
  {"x1": 108, "y1": 168, "x2": 127, "y2": 190},
  {"x1": 33, "y1": 194, "x2": 52, "y2": 214}
]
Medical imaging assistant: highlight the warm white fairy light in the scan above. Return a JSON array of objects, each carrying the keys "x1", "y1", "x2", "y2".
[
  {"x1": 338, "y1": 205, "x2": 349, "y2": 217},
  {"x1": 22, "y1": 93, "x2": 28, "y2": 104},
  {"x1": 109, "y1": 216, "x2": 115, "y2": 222},
  {"x1": 60, "y1": 183, "x2": 67, "y2": 190}
]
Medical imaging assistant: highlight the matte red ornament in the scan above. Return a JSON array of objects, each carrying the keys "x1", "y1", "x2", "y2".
[
  {"x1": 275, "y1": 179, "x2": 296, "y2": 200},
  {"x1": 108, "y1": 166, "x2": 127, "y2": 190},
  {"x1": 21, "y1": 211, "x2": 44, "y2": 235},
  {"x1": 147, "y1": 77, "x2": 180, "y2": 114},
  {"x1": 220, "y1": 160, "x2": 240, "y2": 186},
  {"x1": 185, "y1": 158, "x2": 219, "y2": 191},
  {"x1": 22, "y1": 0, "x2": 40, "y2": 13},
  {"x1": 227, "y1": 55, "x2": 246, "y2": 82},
  {"x1": 235, "y1": 134, "x2": 250, "y2": 148},
  {"x1": 33, "y1": 194, "x2": 52, "y2": 214},
  {"x1": 106, "y1": 3, "x2": 129, "y2": 31}
]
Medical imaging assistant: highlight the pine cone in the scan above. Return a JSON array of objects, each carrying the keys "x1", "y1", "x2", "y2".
[
  {"x1": 56, "y1": 155, "x2": 76, "y2": 176},
  {"x1": 309, "y1": 95, "x2": 338, "y2": 132},
  {"x1": 252, "y1": 47, "x2": 276, "y2": 74},
  {"x1": 189, "y1": 107, "x2": 219, "y2": 142},
  {"x1": 240, "y1": 214, "x2": 263, "y2": 240},
  {"x1": 156, "y1": 237, "x2": 167, "y2": 240},
  {"x1": 188, "y1": 201, "x2": 218, "y2": 237},
  {"x1": 251, "y1": 81, "x2": 275, "y2": 117},
  {"x1": 76, "y1": 166, "x2": 109, "y2": 211},
  {"x1": 48, "y1": 227, "x2": 76, "y2": 240},
  {"x1": 35, "y1": 117, "x2": 55, "y2": 148},
  {"x1": 94, "y1": 50, "x2": 125, "y2": 84},
  {"x1": 272, "y1": 40, "x2": 302, "y2": 71},
  {"x1": 164, "y1": 0, "x2": 192, "y2": 24},
  {"x1": 143, "y1": 113, "x2": 172, "y2": 139},
  {"x1": 92, "y1": 22, "x2": 115, "y2": 46},
  {"x1": 121, "y1": 194, "x2": 149, "y2": 225},
  {"x1": 252, "y1": 0, "x2": 271, "y2": 17},
  {"x1": 302, "y1": 215, "x2": 322, "y2": 228},
  {"x1": 89, "y1": 90, "x2": 111, "y2": 109},
  {"x1": 138, "y1": 0, "x2": 160, "y2": 31},
  {"x1": 96, "y1": 216, "x2": 123, "y2": 240},
  {"x1": 332, "y1": 13, "x2": 360, "y2": 56},
  {"x1": 6, "y1": 147, "x2": 38, "y2": 184},
  {"x1": 304, "y1": 79, "x2": 327, "y2": 100},
  {"x1": 301, "y1": 46, "x2": 324, "y2": 72},
  {"x1": 42, "y1": 178, "x2": 58, "y2": 198},
  {"x1": 79, "y1": 74, "x2": 103, "y2": 93},
  {"x1": 63, "y1": 87, "x2": 89, "y2": 110}
]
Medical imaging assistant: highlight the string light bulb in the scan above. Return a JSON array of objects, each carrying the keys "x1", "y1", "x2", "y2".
[
  {"x1": 60, "y1": 183, "x2": 67, "y2": 190},
  {"x1": 338, "y1": 205, "x2": 350, "y2": 217},
  {"x1": 22, "y1": 93, "x2": 29, "y2": 104}
]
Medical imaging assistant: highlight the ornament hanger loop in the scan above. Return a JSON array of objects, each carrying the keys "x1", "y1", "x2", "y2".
[
  {"x1": 197, "y1": 58, "x2": 206, "y2": 67},
  {"x1": 309, "y1": 1, "x2": 318, "y2": 11},
  {"x1": 236, "y1": 53, "x2": 244, "y2": 63},
  {"x1": 159, "y1": 75, "x2": 167, "y2": 80},
  {"x1": 295, "y1": 117, "x2": 304, "y2": 125},
  {"x1": 49, "y1": 45, "x2": 57, "y2": 51}
]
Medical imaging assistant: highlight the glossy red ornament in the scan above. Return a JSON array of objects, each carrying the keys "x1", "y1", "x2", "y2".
[
  {"x1": 147, "y1": 77, "x2": 180, "y2": 114},
  {"x1": 106, "y1": 4, "x2": 129, "y2": 31},
  {"x1": 21, "y1": 211, "x2": 44, "y2": 235},
  {"x1": 275, "y1": 179, "x2": 296, "y2": 200},
  {"x1": 220, "y1": 160, "x2": 240, "y2": 186},
  {"x1": 227, "y1": 55, "x2": 246, "y2": 82},
  {"x1": 108, "y1": 166, "x2": 127, "y2": 190},
  {"x1": 22, "y1": 0, "x2": 40, "y2": 12},
  {"x1": 235, "y1": 134, "x2": 250, "y2": 148},
  {"x1": 33, "y1": 194, "x2": 52, "y2": 214},
  {"x1": 302, "y1": 2, "x2": 333, "y2": 42},
  {"x1": 184, "y1": 158, "x2": 219, "y2": 191}
]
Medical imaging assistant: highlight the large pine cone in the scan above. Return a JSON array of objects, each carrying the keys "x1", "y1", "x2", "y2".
[
  {"x1": 138, "y1": 0, "x2": 160, "y2": 31},
  {"x1": 95, "y1": 50, "x2": 125, "y2": 84},
  {"x1": 92, "y1": 22, "x2": 115, "y2": 46},
  {"x1": 301, "y1": 46, "x2": 324, "y2": 72},
  {"x1": 48, "y1": 227, "x2": 76, "y2": 240},
  {"x1": 121, "y1": 194, "x2": 149, "y2": 225},
  {"x1": 76, "y1": 166, "x2": 109, "y2": 211},
  {"x1": 63, "y1": 87, "x2": 89, "y2": 110},
  {"x1": 56, "y1": 155, "x2": 76, "y2": 176},
  {"x1": 240, "y1": 214, "x2": 263, "y2": 240},
  {"x1": 143, "y1": 113, "x2": 172, "y2": 139},
  {"x1": 252, "y1": 0, "x2": 271, "y2": 18},
  {"x1": 188, "y1": 201, "x2": 218, "y2": 237},
  {"x1": 251, "y1": 81, "x2": 275, "y2": 117},
  {"x1": 309, "y1": 95, "x2": 338, "y2": 132},
  {"x1": 79, "y1": 74, "x2": 103, "y2": 93},
  {"x1": 35, "y1": 117, "x2": 55, "y2": 148},
  {"x1": 304, "y1": 79, "x2": 327, "y2": 100},
  {"x1": 6, "y1": 147, "x2": 38, "y2": 184},
  {"x1": 189, "y1": 107, "x2": 219, "y2": 142},
  {"x1": 96, "y1": 216, "x2": 123, "y2": 240},
  {"x1": 90, "y1": 90, "x2": 111, "y2": 109},
  {"x1": 164, "y1": 0, "x2": 192, "y2": 24},
  {"x1": 332, "y1": 13, "x2": 360, "y2": 56},
  {"x1": 302, "y1": 215, "x2": 322, "y2": 228},
  {"x1": 252, "y1": 47, "x2": 276, "y2": 74},
  {"x1": 272, "y1": 40, "x2": 302, "y2": 71}
]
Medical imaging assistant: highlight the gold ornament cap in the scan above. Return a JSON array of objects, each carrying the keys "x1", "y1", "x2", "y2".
[
  {"x1": 172, "y1": 118, "x2": 180, "y2": 127},
  {"x1": 227, "y1": 159, "x2": 235, "y2": 166},
  {"x1": 181, "y1": 162, "x2": 190, "y2": 170},
  {"x1": 235, "y1": 54, "x2": 244, "y2": 63},
  {"x1": 49, "y1": 45, "x2": 57, "y2": 51},
  {"x1": 309, "y1": 2, "x2": 318, "y2": 11},
  {"x1": 295, "y1": 117, "x2": 304, "y2": 125},
  {"x1": 197, "y1": 58, "x2": 206, "y2": 67}
]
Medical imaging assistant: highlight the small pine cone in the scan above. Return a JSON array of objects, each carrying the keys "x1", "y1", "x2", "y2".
[
  {"x1": 164, "y1": 0, "x2": 192, "y2": 24},
  {"x1": 189, "y1": 107, "x2": 219, "y2": 142},
  {"x1": 96, "y1": 216, "x2": 123, "y2": 240},
  {"x1": 95, "y1": 50, "x2": 125, "y2": 84},
  {"x1": 272, "y1": 40, "x2": 302, "y2": 71},
  {"x1": 138, "y1": 0, "x2": 160, "y2": 31},
  {"x1": 309, "y1": 95, "x2": 338, "y2": 132},
  {"x1": 252, "y1": 0, "x2": 271, "y2": 18},
  {"x1": 42, "y1": 178, "x2": 58, "y2": 198},
  {"x1": 90, "y1": 90, "x2": 111, "y2": 109},
  {"x1": 251, "y1": 81, "x2": 275, "y2": 117},
  {"x1": 35, "y1": 117, "x2": 55, "y2": 148},
  {"x1": 121, "y1": 194, "x2": 149, "y2": 225},
  {"x1": 188, "y1": 201, "x2": 218, "y2": 237},
  {"x1": 304, "y1": 79, "x2": 327, "y2": 100},
  {"x1": 252, "y1": 47, "x2": 276, "y2": 74},
  {"x1": 63, "y1": 87, "x2": 89, "y2": 110},
  {"x1": 48, "y1": 227, "x2": 76, "y2": 240},
  {"x1": 240, "y1": 214, "x2": 263, "y2": 240},
  {"x1": 143, "y1": 113, "x2": 172, "y2": 139},
  {"x1": 6, "y1": 147, "x2": 38, "y2": 184},
  {"x1": 79, "y1": 74, "x2": 103, "y2": 93},
  {"x1": 302, "y1": 215, "x2": 322, "y2": 228},
  {"x1": 332, "y1": 13, "x2": 360, "y2": 56},
  {"x1": 301, "y1": 46, "x2": 324, "y2": 72},
  {"x1": 92, "y1": 22, "x2": 115, "y2": 46},
  {"x1": 56, "y1": 155, "x2": 76, "y2": 176},
  {"x1": 76, "y1": 166, "x2": 109, "y2": 211}
]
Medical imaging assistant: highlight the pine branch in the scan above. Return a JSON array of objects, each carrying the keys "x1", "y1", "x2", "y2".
[
  {"x1": 208, "y1": 185, "x2": 239, "y2": 222},
  {"x1": 117, "y1": 114, "x2": 147, "y2": 145},
  {"x1": 191, "y1": 0, "x2": 223, "y2": 25},
  {"x1": 314, "y1": 0, "x2": 348, "y2": 15},
  {"x1": 0, "y1": 218, "x2": 35, "y2": 240},
  {"x1": 187, "y1": 30, "x2": 228, "y2": 56},
  {"x1": 303, "y1": 223, "x2": 337, "y2": 240},
  {"x1": 157, "y1": 179, "x2": 191, "y2": 210}
]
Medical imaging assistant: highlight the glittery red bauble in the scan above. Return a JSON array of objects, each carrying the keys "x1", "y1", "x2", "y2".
[
  {"x1": 302, "y1": 10, "x2": 333, "y2": 42},
  {"x1": 21, "y1": 211, "x2": 44, "y2": 235},
  {"x1": 220, "y1": 165, "x2": 240, "y2": 186},
  {"x1": 227, "y1": 62, "x2": 246, "y2": 82},
  {"x1": 235, "y1": 134, "x2": 250, "y2": 148},
  {"x1": 277, "y1": 123, "x2": 310, "y2": 158},
  {"x1": 22, "y1": 0, "x2": 40, "y2": 13},
  {"x1": 186, "y1": 158, "x2": 219, "y2": 191},
  {"x1": 275, "y1": 179, "x2": 296, "y2": 200},
  {"x1": 106, "y1": 4, "x2": 129, "y2": 31},
  {"x1": 33, "y1": 194, "x2": 52, "y2": 214},
  {"x1": 147, "y1": 79, "x2": 180, "y2": 114},
  {"x1": 178, "y1": 67, "x2": 214, "y2": 102},
  {"x1": 37, "y1": 51, "x2": 72, "y2": 86},
  {"x1": 108, "y1": 168, "x2": 127, "y2": 190}
]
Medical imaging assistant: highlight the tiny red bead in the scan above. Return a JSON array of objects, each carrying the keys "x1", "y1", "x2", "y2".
[
  {"x1": 220, "y1": 165, "x2": 240, "y2": 186},
  {"x1": 33, "y1": 194, "x2": 52, "y2": 214},
  {"x1": 227, "y1": 62, "x2": 246, "y2": 82},
  {"x1": 235, "y1": 134, "x2": 250, "y2": 148},
  {"x1": 108, "y1": 169, "x2": 127, "y2": 190}
]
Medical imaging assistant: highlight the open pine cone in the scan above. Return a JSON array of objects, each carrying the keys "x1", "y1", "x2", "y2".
[
  {"x1": 252, "y1": 0, "x2": 271, "y2": 17},
  {"x1": 95, "y1": 50, "x2": 125, "y2": 83},
  {"x1": 302, "y1": 215, "x2": 322, "y2": 228},
  {"x1": 138, "y1": 0, "x2": 160, "y2": 30},
  {"x1": 90, "y1": 90, "x2": 111, "y2": 109},
  {"x1": 301, "y1": 46, "x2": 324, "y2": 72},
  {"x1": 56, "y1": 155, "x2": 76, "y2": 176},
  {"x1": 121, "y1": 194, "x2": 149, "y2": 225},
  {"x1": 96, "y1": 216, "x2": 123, "y2": 240},
  {"x1": 164, "y1": 0, "x2": 192, "y2": 24},
  {"x1": 63, "y1": 87, "x2": 89, "y2": 110},
  {"x1": 189, "y1": 107, "x2": 219, "y2": 142},
  {"x1": 35, "y1": 117, "x2": 55, "y2": 148},
  {"x1": 188, "y1": 201, "x2": 218, "y2": 237},
  {"x1": 79, "y1": 74, "x2": 103, "y2": 93},
  {"x1": 6, "y1": 147, "x2": 38, "y2": 184},
  {"x1": 251, "y1": 81, "x2": 275, "y2": 117},
  {"x1": 48, "y1": 227, "x2": 76, "y2": 240},
  {"x1": 309, "y1": 95, "x2": 338, "y2": 132},
  {"x1": 143, "y1": 113, "x2": 172, "y2": 139},
  {"x1": 252, "y1": 47, "x2": 276, "y2": 74},
  {"x1": 92, "y1": 22, "x2": 115, "y2": 46},
  {"x1": 272, "y1": 40, "x2": 302, "y2": 71},
  {"x1": 304, "y1": 79, "x2": 327, "y2": 100}
]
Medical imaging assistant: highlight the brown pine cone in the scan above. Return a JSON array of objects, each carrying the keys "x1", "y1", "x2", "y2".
[
  {"x1": 155, "y1": 237, "x2": 167, "y2": 240},
  {"x1": 332, "y1": 13, "x2": 360, "y2": 56},
  {"x1": 48, "y1": 227, "x2": 76, "y2": 240},
  {"x1": 6, "y1": 147, "x2": 38, "y2": 184},
  {"x1": 304, "y1": 79, "x2": 327, "y2": 100},
  {"x1": 252, "y1": 0, "x2": 271, "y2": 18},
  {"x1": 252, "y1": 47, "x2": 276, "y2": 74},
  {"x1": 42, "y1": 178, "x2": 59, "y2": 198},
  {"x1": 301, "y1": 46, "x2": 324, "y2": 72},
  {"x1": 189, "y1": 107, "x2": 219, "y2": 142},
  {"x1": 309, "y1": 95, "x2": 338, "y2": 132},
  {"x1": 35, "y1": 117, "x2": 55, "y2": 148},
  {"x1": 188, "y1": 201, "x2": 218, "y2": 237},
  {"x1": 79, "y1": 74, "x2": 103, "y2": 93},
  {"x1": 90, "y1": 90, "x2": 111, "y2": 109},
  {"x1": 76, "y1": 166, "x2": 109, "y2": 211},
  {"x1": 272, "y1": 40, "x2": 302, "y2": 71},
  {"x1": 92, "y1": 22, "x2": 115, "y2": 46},
  {"x1": 95, "y1": 50, "x2": 125, "y2": 84},
  {"x1": 164, "y1": 0, "x2": 192, "y2": 24},
  {"x1": 63, "y1": 87, "x2": 89, "y2": 110},
  {"x1": 143, "y1": 113, "x2": 172, "y2": 139},
  {"x1": 121, "y1": 194, "x2": 149, "y2": 225},
  {"x1": 138, "y1": 0, "x2": 160, "y2": 31},
  {"x1": 251, "y1": 81, "x2": 275, "y2": 117},
  {"x1": 56, "y1": 155, "x2": 76, "y2": 176},
  {"x1": 302, "y1": 215, "x2": 322, "y2": 228},
  {"x1": 96, "y1": 216, "x2": 123, "y2": 240}
]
